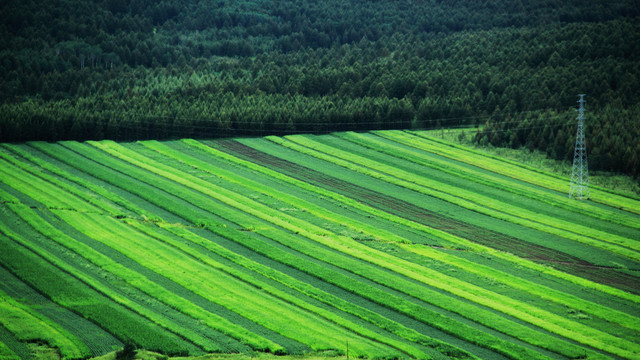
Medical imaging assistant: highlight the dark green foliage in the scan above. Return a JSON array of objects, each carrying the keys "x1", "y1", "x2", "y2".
[
  {"x1": 116, "y1": 342, "x2": 136, "y2": 360},
  {"x1": 0, "y1": 1, "x2": 639, "y2": 175},
  {"x1": 476, "y1": 104, "x2": 640, "y2": 178}
]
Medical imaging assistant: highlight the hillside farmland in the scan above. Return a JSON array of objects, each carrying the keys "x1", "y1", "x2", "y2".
[{"x1": 0, "y1": 130, "x2": 639, "y2": 360}]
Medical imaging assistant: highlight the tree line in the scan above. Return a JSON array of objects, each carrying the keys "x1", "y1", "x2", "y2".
[{"x1": 0, "y1": 0, "x2": 639, "y2": 177}]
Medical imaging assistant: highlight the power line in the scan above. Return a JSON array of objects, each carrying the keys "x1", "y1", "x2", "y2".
[{"x1": 59, "y1": 106, "x2": 573, "y2": 129}]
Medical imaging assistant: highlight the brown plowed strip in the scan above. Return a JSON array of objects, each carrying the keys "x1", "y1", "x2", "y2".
[{"x1": 214, "y1": 140, "x2": 640, "y2": 294}]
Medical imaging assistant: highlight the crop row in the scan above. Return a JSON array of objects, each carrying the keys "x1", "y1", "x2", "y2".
[
  {"x1": 55, "y1": 140, "x2": 546, "y2": 359},
  {"x1": 1, "y1": 131, "x2": 638, "y2": 360},
  {"x1": 403, "y1": 131, "x2": 640, "y2": 214},
  {"x1": 272, "y1": 135, "x2": 640, "y2": 263},
  {"x1": 183, "y1": 138, "x2": 640, "y2": 306},
  {"x1": 0, "y1": 287, "x2": 88, "y2": 359},
  {"x1": 162, "y1": 139, "x2": 640, "y2": 336},
  {"x1": 28, "y1": 141, "x2": 417, "y2": 359},
  {"x1": 339, "y1": 131, "x2": 640, "y2": 231},
  {"x1": 84, "y1": 140, "x2": 635, "y2": 359}
]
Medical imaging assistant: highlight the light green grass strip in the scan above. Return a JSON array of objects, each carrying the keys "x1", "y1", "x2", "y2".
[
  {"x1": 148, "y1": 140, "x2": 639, "y2": 334},
  {"x1": 58, "y1": 210, "x2": 396, "y2": 359},
  {"x1": 0, "y1": 205, "x2": 224, "y2": 354},
  {"x1": 0, "y1": 146, "x2": 122, "y2": 216},
  {"x1": 158, "y1": 223, "x2": 476, "y2": 359},
  {"x1": 0, "y1": 159, "x2": 97, "y2": 212},
  {"x1": 341, "y1": 131, "x2": 640, "y2": 230},
  {"x1": 3, "y1": 143, "x2": 158, "y2": 221},
  {"x1": 87, "y1": 140, "x2": 564, "y2": 359},
  {"x1": 181, "y1": 138, "x2": 640, "y2": 305},
  {"x1": 0, "y1": 339, "x2": 20, "y2": 360},
  {"x1": 0, "y1": 288, "x2": 89, "y2": 359},
  {"x1": 91, "y1": 140, "x2": 626, "y2": 359},
  {"x1": 276, "y1": 135, "x2": 640, "y2": 262},
  {"x1": 6, "y1": 204, "x2": 272, "y2": 353},
  {"x1": 405, "y1": 130, "x2": 640, "y2": 214},
  {"x1": 127, "y1": 220, "x2": 426, "y2": 360}
]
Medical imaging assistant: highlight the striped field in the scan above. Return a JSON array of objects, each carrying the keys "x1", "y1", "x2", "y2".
[{"x1": 0, "y1": 130, "x2": 639, "y2": 360}]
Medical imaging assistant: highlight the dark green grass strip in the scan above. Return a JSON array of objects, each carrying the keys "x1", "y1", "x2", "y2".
[
  {"x1": 0, "y1": 260, "x2": 122, "y2": 357},
  {"x1": 0, "y1": 224, "x2": 199, "y2": 355},
  {"x1": 88, "y1": 139, "x2": 612, "y2": 359},
  {"x1": 37, "y1": 142, "x2": 550, "y2": 359},
  {"x1": 0, "y1": 323, "x2": 31, "y2": 360},
  {"x1": 141, "y1": 139, "x2": 640, "y2": 339},
  {"x1": 279, "y1": 134, "x2": 640, "y2": 262},
  {"x1": 213, "y1": 139, "x2": 640, "y2": 299},
  {"x1": 353, "y1": 131, "x2": 640, "y2": 232}
]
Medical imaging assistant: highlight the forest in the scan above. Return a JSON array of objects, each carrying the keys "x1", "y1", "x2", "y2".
[{"x1": 1, "y1": 0, "x2": 639, "y2": 176}]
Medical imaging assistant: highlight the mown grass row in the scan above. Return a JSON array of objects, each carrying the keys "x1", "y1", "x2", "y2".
[
  {"x1": 143, "y1": 139, "x2": 640, "y2": 337},
  {"x1": 38, "y1": 140, "x2": 550, "y2": 359},
  {"x1": 0, "y1": 207, "x2": 194, "y2": 355},
  {"x1": 403, "y1": 130, "x2": 640, "y2": 214},
  {"x1": 182, "y1": 138, "x2": 640, "y2": 307},
  {"x1": 272, "y1": 135, "x2": 640, "y2": 262},
  {"x1": 2, "y1": 132, "x2": 638, "y2": 360},
  {"x1": 338, "y1": 131, "x2": 639, "y2": 231},
  {"x1": 25, "y1": 141, "x2": 420, "y2": 359},
  {"x1": 0, "y1": 288, "x2": 89, "y2": 359},
  {"x1": 82, "y1": 140, "x2": 633, "y2": 359}
]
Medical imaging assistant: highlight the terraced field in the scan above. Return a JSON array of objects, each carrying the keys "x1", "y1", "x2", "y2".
[{"x1": 0, "y1": 130, "x2": 639, "y2": 360}]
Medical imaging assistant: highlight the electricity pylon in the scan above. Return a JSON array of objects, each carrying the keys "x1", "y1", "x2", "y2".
[{"x1": 569, "y1": 94, "x2": 590, "y2": 200}]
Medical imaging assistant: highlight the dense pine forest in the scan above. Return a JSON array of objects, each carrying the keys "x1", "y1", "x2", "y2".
[{"x1": 1, "y1": 0, "x2": 639, "y2": 176}]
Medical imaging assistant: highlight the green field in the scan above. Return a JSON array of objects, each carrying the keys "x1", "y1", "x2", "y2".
[{"x1": 0, "y1": 130, "x2": 639, "y2": 360}]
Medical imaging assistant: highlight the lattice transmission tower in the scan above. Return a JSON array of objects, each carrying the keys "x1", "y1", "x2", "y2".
[{"x1": 569, "y1": 94, "x2": 590, "y2": 200}]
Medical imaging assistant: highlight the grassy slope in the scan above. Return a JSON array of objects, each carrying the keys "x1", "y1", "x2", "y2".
[{"x1": 0, "y1": 129, "x2": 639, "y2": 360}]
